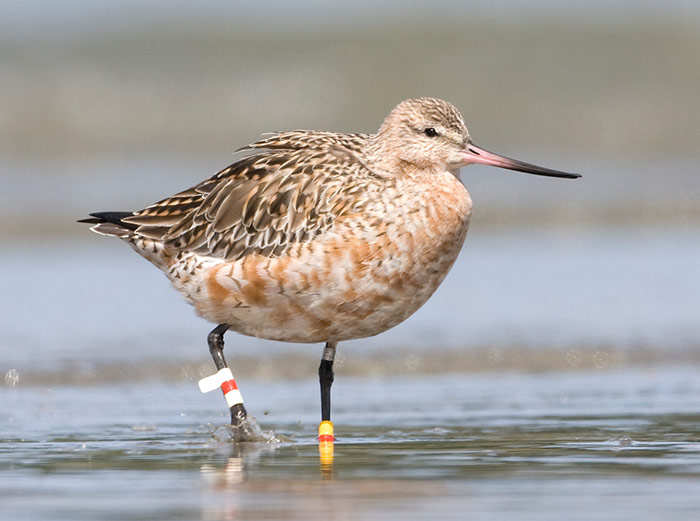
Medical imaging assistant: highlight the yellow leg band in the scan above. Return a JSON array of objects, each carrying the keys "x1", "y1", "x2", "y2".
[{"x1": 318, "y1": 420, "x2": 335, "y2": 441}]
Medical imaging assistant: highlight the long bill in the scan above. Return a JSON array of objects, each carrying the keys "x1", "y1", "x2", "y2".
[{"x1": 462, "y1": 142, "x2": 581, "y2": 179}]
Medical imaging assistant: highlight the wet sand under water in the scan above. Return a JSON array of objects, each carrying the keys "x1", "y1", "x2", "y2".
[{"x1": 2, "y1": 368, "x2": 700, "y2": 520}]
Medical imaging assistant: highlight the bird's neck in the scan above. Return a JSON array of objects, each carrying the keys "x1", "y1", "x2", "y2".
[{"x1": 363, "y1": 133, "x2": 445, "y2": 178}]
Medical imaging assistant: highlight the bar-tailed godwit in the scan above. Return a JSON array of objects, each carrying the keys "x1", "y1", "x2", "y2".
[{"x1": 81, "y1": 98, "x2": 580, "y2": 440}]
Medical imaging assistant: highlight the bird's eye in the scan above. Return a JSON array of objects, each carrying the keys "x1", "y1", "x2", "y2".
[{"x1": 423, "y1": 127, "x2": 438, "y2": 137}]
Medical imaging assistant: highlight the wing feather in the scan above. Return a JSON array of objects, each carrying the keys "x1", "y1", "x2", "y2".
[{"x1": 123, "y1": 132, "x2": 376, "y2": 260}]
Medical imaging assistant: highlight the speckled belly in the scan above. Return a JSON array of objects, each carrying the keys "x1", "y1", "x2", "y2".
[{"x1": 170, "y1": 180, "x2": 472, "y2": 344}]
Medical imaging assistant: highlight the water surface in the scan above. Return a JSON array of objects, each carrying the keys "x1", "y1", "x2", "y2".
[{"x1": 3, "y1": 369, "x2": 700, "y2": 520}]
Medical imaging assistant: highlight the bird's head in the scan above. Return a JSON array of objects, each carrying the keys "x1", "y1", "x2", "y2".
[{"x1": 374, "y1": 97, "x2": 580, "y2": 179}]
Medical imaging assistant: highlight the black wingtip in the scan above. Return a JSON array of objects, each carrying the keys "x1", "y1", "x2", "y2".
[{"x1": 78, "y1": 211, "x2": 138, "y2": 231}]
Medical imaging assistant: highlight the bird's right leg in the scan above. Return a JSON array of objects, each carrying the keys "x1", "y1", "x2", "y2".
[
  {"x1": 318, "y1": 342, "x2": 337, "y2": 470},
  {"x1": 199, "y1": 323, "x2": 248, "y2": 426},
  {"x1": 318, "y1": 342, "x2": 337, "y2": 442}
]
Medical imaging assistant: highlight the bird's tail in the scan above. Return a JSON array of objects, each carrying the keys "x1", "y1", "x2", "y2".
[
  {"x1": 79, "y1": 210, "x2": 181, "y2": 273},
  {"x1": 78, "y1": 211, "x2": 138, "y2": 238}
]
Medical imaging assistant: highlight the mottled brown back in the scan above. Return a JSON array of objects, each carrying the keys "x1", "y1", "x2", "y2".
[{"x1": 123, "y1": 131, "x2": 376, "y2": 260}]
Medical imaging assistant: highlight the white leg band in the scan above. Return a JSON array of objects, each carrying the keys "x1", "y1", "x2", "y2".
[
  {"x1": 224, "y1": 389, "x2": 244, "y2": 408},
  {"x1": 198, "y1": 367, "x2": 234, "y2": 393}
]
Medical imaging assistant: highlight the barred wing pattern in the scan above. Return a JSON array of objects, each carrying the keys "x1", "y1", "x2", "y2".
[{"x1": 123, "y1": 132, "x2": 374, "y2": 261}]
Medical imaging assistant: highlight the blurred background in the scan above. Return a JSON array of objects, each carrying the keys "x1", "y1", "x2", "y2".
[{"x1": 2, "y1": 0, "x2": 699, "y2": 383}]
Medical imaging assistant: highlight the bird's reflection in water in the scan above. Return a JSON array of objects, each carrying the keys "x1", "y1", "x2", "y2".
[
  {"x1": 198, "y1": 437, "x2": 346, "y2": 520},
  {"x1": 319, "y1": 439, "x2": 334, "y2": 480},
  {"x1": 199, "y1": 439, "x2": 277, "y2": 520}
]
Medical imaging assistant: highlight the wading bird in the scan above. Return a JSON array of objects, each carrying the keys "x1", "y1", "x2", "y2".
[{"x1": 81, "y1": 98, "x2": 580, "y2": 440}]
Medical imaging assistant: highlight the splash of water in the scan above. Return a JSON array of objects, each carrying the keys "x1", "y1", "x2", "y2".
[
  {"x1": 209, "y1": 416, "x2": 288, "y2": 444},
  {"x1": 4, "y1": 369, "x2": 20, "y2": 387}
]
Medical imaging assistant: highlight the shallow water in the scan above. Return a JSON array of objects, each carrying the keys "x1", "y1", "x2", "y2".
[
  {"x1": 2, "y1": 228, "x2": 699, "y2": 519},
  {"x1": 3, "y1": 369, "x2": 700, "y2": 520}
]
